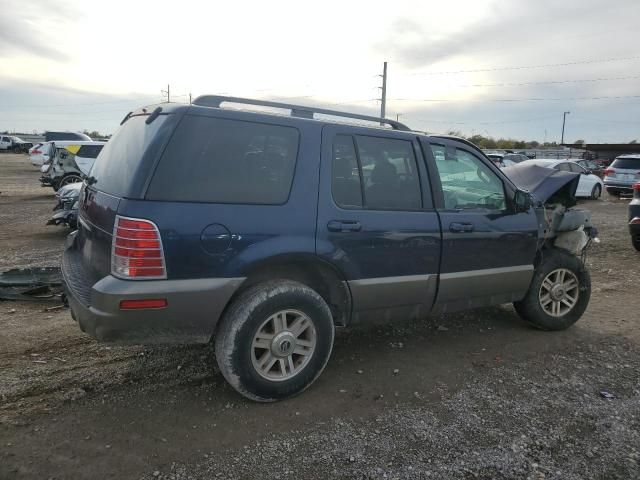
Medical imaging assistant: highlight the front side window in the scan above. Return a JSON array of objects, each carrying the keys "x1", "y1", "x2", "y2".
[
  {"x1": 147, "y1": 116, "x2": 299, "y2": 204},
  {"x1": 431, "y1": 145, "x2": 506, "y2": 210}
]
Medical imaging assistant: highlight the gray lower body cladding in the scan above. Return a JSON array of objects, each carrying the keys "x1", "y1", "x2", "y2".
[{"x1": 62, "y1": 249, "x2": 244, "y2": 344}]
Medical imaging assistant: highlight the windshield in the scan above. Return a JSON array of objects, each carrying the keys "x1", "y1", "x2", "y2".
[
  {"x1": 89, "y1": 114, "x2": 167, "y2": 197},
  {"x1": 11, "y1": 136, "x2": 24, "y2": 142}
]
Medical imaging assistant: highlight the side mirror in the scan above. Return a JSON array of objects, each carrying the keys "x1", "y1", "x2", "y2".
[
  {"x1": 584, "y1": 170, "x2": 592, "y2": 175},
  {"x1": 514, "y1": 189, "x2": 533, "y2": 213}
]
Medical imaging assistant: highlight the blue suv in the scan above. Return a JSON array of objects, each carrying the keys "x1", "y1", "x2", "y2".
[{"x1": 62, "y1": 96, "x2": 594, "y2": 401}]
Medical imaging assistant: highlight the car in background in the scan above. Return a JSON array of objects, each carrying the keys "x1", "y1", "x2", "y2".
[
  {"x1": 40, "y1": 141, "x2": 105, "y2": 190},
  {"x1": 29, "y1": 142, "x2": 51, "y2": 166},
  {"x1": 44, "y1": 131, "x2": 92, "y2": 142},
  {"x1": 629, "y1": 183, "x2": 640, "y2": 251},
  {"x1": 603, "y1": 155, "x2": 640, "y2": 196},
  {"x1": 576, "y1": 159, "x2": 604, "y2": 178},
  {"x1": 524, "y1": 159, "x2": 604, "y2": 199},
  {"x1": 502, "y1": 153, "x2": 529, "y2": 167},
  {"x1": 0, "y1": 135, "x2": 33, "y2": 153}
]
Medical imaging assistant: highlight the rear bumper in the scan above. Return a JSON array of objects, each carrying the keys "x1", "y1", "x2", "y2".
[
  {"x1": 62, "y1": 241, "x2": 244, "y2": 344},
  {"x1": 604, "y1": 181, "x2": 634, "y2": 191}
]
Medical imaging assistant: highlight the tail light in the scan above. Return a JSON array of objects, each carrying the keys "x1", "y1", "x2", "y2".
[
  {"x1": 603, "y1": 168, "x2": 615, "y2": 177},
  {"x1": 111, "y1": 216, "x2": 167, "y2": 279},
  {"x1": 32, "y1": 149, "x2": 41, "y2": 155}
]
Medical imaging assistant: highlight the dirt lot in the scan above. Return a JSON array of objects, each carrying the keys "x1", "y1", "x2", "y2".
[{"x1": 1, "y1": 153, "x2": 639, "y2": 479}]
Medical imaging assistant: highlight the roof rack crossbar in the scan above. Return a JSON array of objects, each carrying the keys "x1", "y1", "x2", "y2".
[{"x1": 192, "y1": 95, "x2": 411, "y2": 131}]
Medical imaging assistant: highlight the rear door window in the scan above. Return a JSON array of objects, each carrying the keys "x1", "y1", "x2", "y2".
[
  {"x1": 356, "y1": 135, "x2": 422, "y2": 210},
  {"x1": 147, "y1": 115, "x2": 299, "y2": 204},
  {"x1": 611, "y1": 157, "x2": 640, "y2": 170}
]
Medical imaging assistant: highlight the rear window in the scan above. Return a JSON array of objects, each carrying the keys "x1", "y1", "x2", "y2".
[
  {"x1": 90, "y1": 115, "x2": 167, "y2": 197},
  {"x1": 77, "y1": 144, "x2": 104, "y2": 158},
  {"x1": 611, "y1": 157, "x2": 640, "y2": 170},
  {"x1": 146, "y1": 115, "x2": 299, "y2": 204}
]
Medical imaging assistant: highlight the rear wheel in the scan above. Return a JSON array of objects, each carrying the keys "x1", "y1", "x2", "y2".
[
  {"x1": 56, "y1": 174, "x2": 83, "y2": 191},
  {"x1": 590, "y1": 184, "x2": 601, "y2": 199},
  {"x1": 633, "y1": 236, "x2": 640, "y2": 252},
  {"x1": 514, "y1": 248, "x2": 590, "y2": 331},
  {"x1": 215, "y1": 280, "x2": 335, "y2": 402}
]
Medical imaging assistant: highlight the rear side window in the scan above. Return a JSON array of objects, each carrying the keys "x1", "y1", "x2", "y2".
[
  {"x1": 611, "y1": 157, "x2": 640, "y2": 170},
  {"x1": 555, "y1": 163, "x2": 571, "y2": 172},
  {"x1": 90, "y1": 115, "x2": 167, "y2": 197},
  {"x1": 147, "y1": 115, "x2": 299, "y2": 204},
  {"x1": 330, "y1": 135, "x2": 423, "y2": 210},
  {"x1": 76, "y1": 145, "x2": 104, "y2": 158}
]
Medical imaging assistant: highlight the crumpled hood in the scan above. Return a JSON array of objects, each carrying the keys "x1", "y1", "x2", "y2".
[{"x1": 503, "y1": 163, "x2": 580, "y2": 206}]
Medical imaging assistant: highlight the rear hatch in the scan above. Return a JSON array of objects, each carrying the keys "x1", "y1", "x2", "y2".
[
  {"x1": 73, "y1": 109, "x2": 175, "y2": 285},
  {"x1": 607, "y1": 157, "x2": 640, "y2": 184}
]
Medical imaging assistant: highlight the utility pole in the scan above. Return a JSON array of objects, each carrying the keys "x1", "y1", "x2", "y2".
[
  {"x1": 561, "y1": 111, "x2": 570, "y2": 144},
  {"x1": 189, "y1": 92, "x2": 192, "y2": 105},
  {"x1": 379, "y1": 61, "x2": 387, "y2": 125},
  {"x1": 161, "y1": 84, "x2": 170, "y2": 103},
  {"x1": 396, "y1": 113, "x2": 402, "y2": 122}
]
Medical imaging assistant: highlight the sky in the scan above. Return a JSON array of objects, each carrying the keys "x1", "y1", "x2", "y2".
[{"x1": 0, "y1": 0, "x2": 638, "y2": 142}]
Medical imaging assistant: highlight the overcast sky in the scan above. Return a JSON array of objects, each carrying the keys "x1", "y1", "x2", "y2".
[{"x1": 1, "y1": 0, "x2": 638, "y2": 142}]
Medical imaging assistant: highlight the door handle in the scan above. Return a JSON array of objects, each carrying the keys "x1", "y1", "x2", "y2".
[
  {"x1": 327, "y1": 220, "x2": 362, "y2": 232},
  {"x1": 449, "y1": 222, "x2": 474, "y2": 233}
]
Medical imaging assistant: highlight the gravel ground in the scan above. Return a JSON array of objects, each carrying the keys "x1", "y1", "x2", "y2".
[{"x1": 0, "y1": 153, "x2": 638, "y2": 479}]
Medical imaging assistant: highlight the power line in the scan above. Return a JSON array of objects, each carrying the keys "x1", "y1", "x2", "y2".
[
  {"x1": 407, "y1": 55, "x2": 640, "y2": 76},
  {"x1": 455, "y1": 74, "x2": 640, "y2": 88},
  {"x1": 388, "y1": 94, "x2": 640, "y2": 103}
]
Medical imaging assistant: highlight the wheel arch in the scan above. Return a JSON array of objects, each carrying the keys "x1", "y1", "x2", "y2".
[{"x1": 218, "y1": 254, "x2": 352, "y2": 334}]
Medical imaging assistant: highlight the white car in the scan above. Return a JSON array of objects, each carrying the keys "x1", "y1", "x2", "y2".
[
  {"x1": 39, "y1": 140, "x2": 105, "y2": 190},
  {"x1": 29, "y1": 142, "x2": 52, "y2": 166},
  {"x1": 526, "y1": 159, "x2": 604, "y2": 199}
]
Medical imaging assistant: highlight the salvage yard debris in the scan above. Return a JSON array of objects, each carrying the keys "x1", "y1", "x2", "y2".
[{"x1": 0, "y1": 267, "x2": 64, "y2": 302}]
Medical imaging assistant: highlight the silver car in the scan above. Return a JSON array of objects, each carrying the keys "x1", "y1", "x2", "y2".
[{"x1": 604, "y1": 155, "x2": 640, "y2": 195}]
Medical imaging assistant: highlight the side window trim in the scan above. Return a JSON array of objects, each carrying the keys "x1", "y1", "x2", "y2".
[{"x1": 350, "y1": 134, "x2": 368, "y2": 207}]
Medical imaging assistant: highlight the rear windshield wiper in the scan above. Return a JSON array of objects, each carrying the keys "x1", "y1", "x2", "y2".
[
  {"x1": 120, "y1": 111, "x2": 132, "y2": 125},
  {"x1": 145, "y1": 107, "x2": 163, "y2": 125}
]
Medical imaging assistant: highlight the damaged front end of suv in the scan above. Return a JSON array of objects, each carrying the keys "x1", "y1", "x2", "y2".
[{"x1": 505, "y1": 163, "x2": 599, "y2": 256}]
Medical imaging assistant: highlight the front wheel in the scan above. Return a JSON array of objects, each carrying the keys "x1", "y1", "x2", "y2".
[
  {"x1": 215, "y1": 280, "x2": 335, "y2": 402},
  {"x1": 514, "y1": 248, "x2": 591, "y2": 331}
]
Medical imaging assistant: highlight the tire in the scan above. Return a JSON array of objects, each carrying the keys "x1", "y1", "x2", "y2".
[
  {"x1": 59, "y1": 174, "x2": 83, "y2": 188},
  {"x1": 633, "y1": 237, "x2": 640, "y2": 252},
  {"x1": 215, "y1": 280, "x2": 335, "y2": 402},
  {"x1": 13, "y1": 146, "x2": 22, "y2": 154},
  {"x1": 590, "y1": 184, "x2": 601, "y2": 200},
  {"x1": 514, "y1": 248, "x2": 591, "y2": 331}
]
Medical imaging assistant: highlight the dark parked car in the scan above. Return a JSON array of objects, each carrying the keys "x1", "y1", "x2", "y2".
[
  {"x1": 62, "y1": 96, "x2": 597, "y2": 401},
  {"x1": 629, "y1": 183, "x2": 640, "y2": 251}
]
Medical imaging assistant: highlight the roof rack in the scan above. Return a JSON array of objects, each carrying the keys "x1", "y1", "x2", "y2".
[{"x1": 192, "y1": 95, "x2": 411, "y2": 131}]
